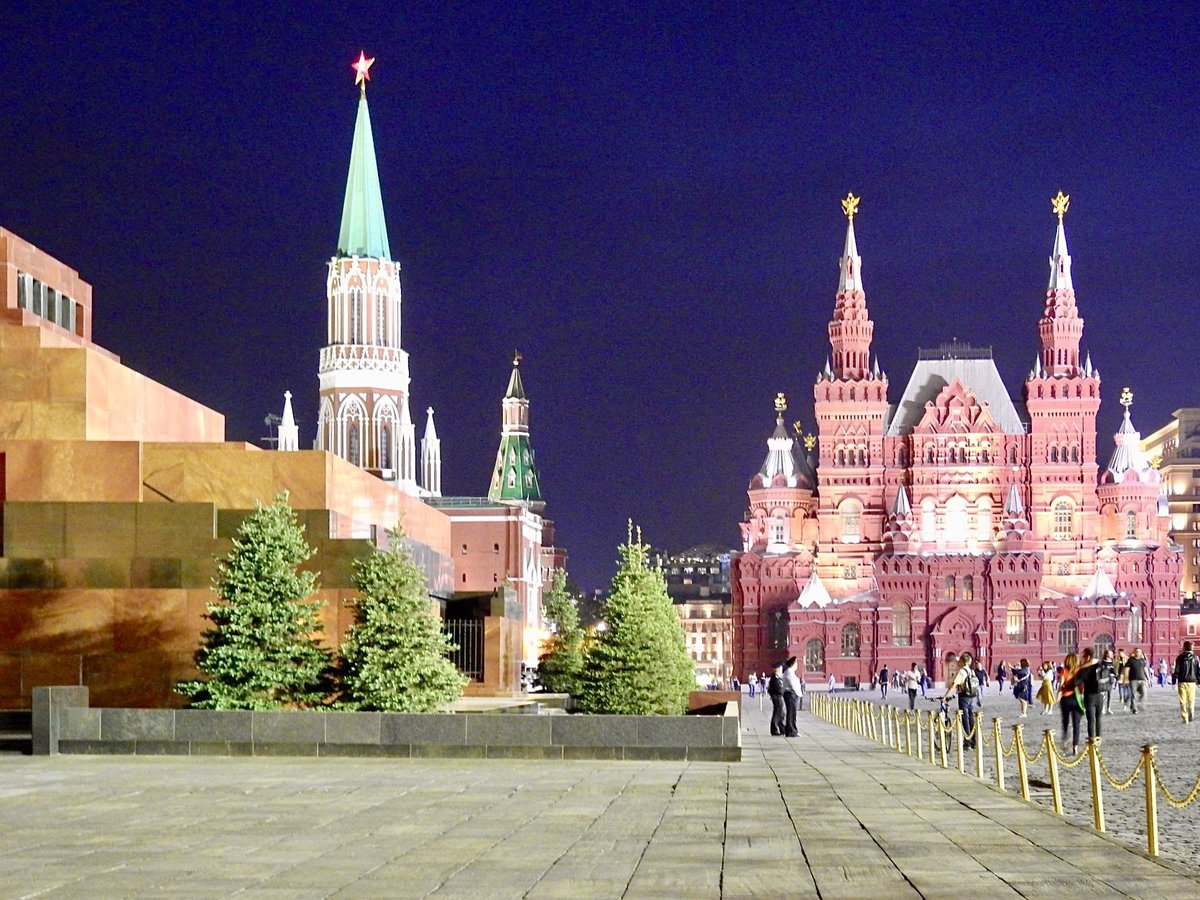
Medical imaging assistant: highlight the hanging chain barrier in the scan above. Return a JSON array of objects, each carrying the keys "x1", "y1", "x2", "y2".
[{"x1": 808, "y1": 692, "x2": 1200, "y2": 859}]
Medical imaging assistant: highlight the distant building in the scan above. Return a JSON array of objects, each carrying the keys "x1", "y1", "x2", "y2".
[
  {"x1": 732, "y1": 194, "x2": 1182, "y2": 687},
  {"x1": 1141, "y1": 408, "x2": 1200, "y2": 600},
  {"x1": 651, "y1": 545, "x2": 734, "y2": 683}
]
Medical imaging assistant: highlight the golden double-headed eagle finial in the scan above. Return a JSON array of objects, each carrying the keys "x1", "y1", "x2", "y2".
[
  {"x1": 841, "y1": 192, "x2": 861, "y2": 220},
  {"x1": 1120, "y1": 386, "x2": 1133, "y2": 408},
  {"x1": 774, "y1": 392, "x2": 787, "y2": 413},
  {"x1": 803, "y1": 434, "x2": 817, "y2": 452},
  {"x1": 1051, "y1": 191, "x2": 1070, "y2": 220}
]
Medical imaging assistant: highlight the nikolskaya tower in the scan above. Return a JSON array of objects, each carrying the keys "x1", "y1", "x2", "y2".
[{"x1": 316, "y1": 52, "x2": 440, "y2": 496}]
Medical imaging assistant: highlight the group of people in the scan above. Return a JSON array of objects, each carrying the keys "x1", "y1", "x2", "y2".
[
  {"x1": 762, "y1": 657, "x2": 805, "y2": 738},
  {"x1": 939, "y1": 642, "x2": 1200, "y2": 758}
]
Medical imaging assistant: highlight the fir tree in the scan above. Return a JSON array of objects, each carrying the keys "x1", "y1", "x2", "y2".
[
  {"x1": 339, "y1": 526, "x2": 466, "y2": 711},
  {"x1": 177, "y1": 492, "x2": 330, "y2": 709},
  {"x1": 537, "y1": 569, "x2": 585, "y2": 695},
  {"x1": 578, "y1": 524, "x2": 695, "y2": 715}
]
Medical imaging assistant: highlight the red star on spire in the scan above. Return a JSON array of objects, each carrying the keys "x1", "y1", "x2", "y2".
[{"x1": 352, "y1": 51, "x2": 375, "y2": 89}]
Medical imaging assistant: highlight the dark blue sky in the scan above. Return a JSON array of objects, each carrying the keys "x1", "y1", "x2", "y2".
[{"x1": 3, "y1": 4, "x2": 1199, "y2": 591}]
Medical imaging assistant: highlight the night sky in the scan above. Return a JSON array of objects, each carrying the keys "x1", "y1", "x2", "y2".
[{"x1": 4, "y1": 4, "x2": 1199, "y2": 592}]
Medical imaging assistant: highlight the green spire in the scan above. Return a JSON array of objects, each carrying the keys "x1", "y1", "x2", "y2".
[
  {"x1": 337, "y1": 92, "x2": 391, "y2": 260},
  {"x1": 488, "y1": 353, "x2": 542, "y2": 504}
]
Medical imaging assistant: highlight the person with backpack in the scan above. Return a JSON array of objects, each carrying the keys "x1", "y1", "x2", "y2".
[
  {"x1": 767, "y1": 664, "x2": 786, "y2": 736},
  {"x1": 1173, "y1": 640, "x2": 1199, "y2": 724},
  {"x1": 942, "y1": 652, "x2": 980, "y2": 750},
  {"x1": 1077, "y1": 648, "x2": 1108, "y2": 743},
  {"x1": 1058, "y1": 652, "x2": 1083, "y2": 756}
]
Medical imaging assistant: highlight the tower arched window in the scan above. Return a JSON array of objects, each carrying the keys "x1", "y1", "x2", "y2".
[
  {"x1": 347, "y1": 421, "x2": 361, "y2": 466},
  {"x1": 1125, "y1": 511, "x2": 1137, "y2": 539},
  {"x1": 770, "y1": 515, "x2": 786, "y2": 546},
  {"x1": 1058, "y1": 620, "x2": 1077, "y2": 654},
  {"x1": 839, "y1": 501, "x2": 861, "y2": 544},
  {"x1": 893, "y1": 603, "x2": 911, "y2": 646},
  {"x1": 379, "y1": 423, "x2": 392, "y2": 470},
  {"x1": 350, "y1": 288, "x2": 363, "y2": 344},
  {"x1": 840, "y1": 623, "x2": 860, "y2": 658},
  {"x1": 1005, "y1": 600, "x2": 1025, "y2": 642},
  {"x1": 375, "y1": 291, "x2": 387, "y2": 346},
  {"x1": 804, "y1": 638, "x2": 825, "y2": 672},
  {"x1": 1053, "y1": 500, "x2": 1073, "y2": 540}
]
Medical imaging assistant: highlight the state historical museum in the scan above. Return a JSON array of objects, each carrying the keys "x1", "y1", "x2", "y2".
[{"x1": 732, "y1": 193, "x2": 1182, "y2": 685}]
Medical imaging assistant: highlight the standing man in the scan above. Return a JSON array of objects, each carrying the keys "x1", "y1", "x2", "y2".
[
  {"x1": 748, "y1": 672, "x2": 758, "y2": 698},
  {"x1": 878, "y1": 665, "x2": 890, "y2": 700},
  {"x1": 903, "y1": 662, "x2": 922, "y2": 711},
  {"x1": 1126, "y1": 648, "x2": 1150, "y2": 714},
  {"x1": 767, "y1": 664, "x2": 786, "y2": 736},
  {"x1": 1173, "y1": 641, "x2": 1199, "y2": 724},
  {"x1": 942, "y1": 652, "x2": 980, "y2": 750},
  {"x1": 783, "y1": 656, "x2": 803, "y2": 737}
]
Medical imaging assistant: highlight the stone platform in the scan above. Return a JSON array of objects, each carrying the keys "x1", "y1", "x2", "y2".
[{"x1": 0, "y1": 703, "x2": 1197, "y2": 897}]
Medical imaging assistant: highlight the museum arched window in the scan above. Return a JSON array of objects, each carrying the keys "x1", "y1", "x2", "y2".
[
  {"x1": 1070, "y1": 445, "x2": 1079, "y2": 462},
  {"x1": 840, "y1": 623, "x2": 860, "y2": 657},
  {"x1": 1050, "y1": 446, "x2": 1058, "y2": 463},
  {"x1": 1005, "y1": 600, "x2": 1026, "y2": 643},
  {"x1": 804, "y1": 638, "x2": 825, "y2": 672},
  {"x1": 976, "y1": 498, "x2": 993, "y2": 543},
  {"x1": 945, "y1": 495, "x2": 968, "y2": 542},
  {"x1": 1058, "y1": 620, "x2": 1078, "y2": 654},
  {"x1": 1125, "y1": 511, "x2": 1137, "y2": 540},
  {"x1": 962, "y1": 575, "x2": 974, "y2": 602},
  {"x1": 1128, "y1": 605, "x2": 1144, "y2": 643},
  {"x1": 944, "y1": 576, "x2": 955, "y2": 602},
  {"x1": 839, "y1": 501, "x2": 861, "y2": 544},
  {"x1": 893, "y1": 603, "x2": 911, "y2": 646},
  {"x1": 1008, "y1": 445, "x2": 1018, "y2": 465},
  {"x1": 898, "y1": 445, "x2": 908, "y2": 467},
  {"x1": 1094, "y1": 633, "x2": 1114, "y2": 656},
  {"x1": 1052, "y1": 500, "x2": 1073, "y2": 540},
  {"x1": 770, "y1": 515, "x2": 786, "y2": 546},
  {"x1": 768, "y1": 610, "x2": 788, "y2": 650}
]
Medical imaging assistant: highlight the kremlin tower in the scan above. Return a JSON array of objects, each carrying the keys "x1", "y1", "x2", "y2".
[
  {"x1": 316, "y1": 52, "x2": 419, "y2": 491},
  {"x1": 732, "y1": 194, "x2": 1181, "y2": 685}
]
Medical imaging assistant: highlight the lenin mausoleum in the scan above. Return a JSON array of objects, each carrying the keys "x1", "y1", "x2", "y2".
[
  {"x1": 732, "y1": 193, "x2": 1182, "y2": 686},
  {"x1": 0, "y1": 56, "x2": 561, "y2": 709}
]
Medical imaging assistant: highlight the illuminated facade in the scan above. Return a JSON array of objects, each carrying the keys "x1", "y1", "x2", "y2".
[
  {"x1": 651, "y1": 546, "x2": 734, "y2": 683},
  {"x1": 732, "y1": 195, "x2": 1183, "y2": 685},
  {"x1": 1142, "y1": 408, "x2": 1200, "y2": 600}
]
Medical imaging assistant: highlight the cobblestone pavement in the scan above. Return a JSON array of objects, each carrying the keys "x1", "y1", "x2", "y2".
[
  {"x1": 843, "y1": 680, "x2": 1200, "y2": 870},
  {"x1": 2, "y1": 707, "x2": 1199, "y2": 898}
]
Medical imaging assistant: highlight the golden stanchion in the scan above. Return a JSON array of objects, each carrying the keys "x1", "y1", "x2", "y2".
[
  {"x1": 993, "y1": 718, "x2": 1005, "y2": 792},
  {"x1": 1013, "y1": 724, "x2": 1030, "y2": 802},
  {"x1": 905, "y1": 710, "x2": 914, "y2": 756},
  {"x1": 954, "y1": 710, "x2": 965, "y2": 774},
  {"x1": 974, "y1": 726, "x2": 985, "y2": 779},
  {"x1": 1087, "y1": 739, "x2": 1106, "y2": 832},
  {"x1": 1142, "y1": 744, "x2": 1159, "y2": 857},
  {"x1": 1046, "y1": 731, "x2": 1064, "y2": 816},
  {"x1": 914, "y1": 710, "x2": 922, "y2": 759},
  {"x1": 939, "y1": 712, "x2": 950, "y2": 769},
  {"x1": 928, "y1": 711, "x2": 937, "y2": 766}
]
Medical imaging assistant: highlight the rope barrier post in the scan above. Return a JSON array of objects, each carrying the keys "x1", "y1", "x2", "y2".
[
  {"x1": 905, "y1": 710, "x2": 914, "y2": 757},
  {"x1": 914, "y1": 710, "x2": 923, "y2": 759},
  {"x1": 1013, "y1": 724, "x2": 1030, "y2": 802},
  {"x1": 1142, "y1": 744, "x2": 1158, "y2": 857},
  {"x1": 1045, "y1": 730, "x2": 1063, "y2": 816},
  {"x1": 928, "y1": 710, "x2": 937, "y2": 766},
  {"x1": 1087, "y1": 738, "x2": 1105, "y2": 833},
  {"x1": 940, "y1": 712, "x2": 950, "y2": 769},
  {"x1": 890, "y1": 708, "x2": 899, "y2": 750},
  {"x1": 974, "y1": 724, "x2": 984, "y2": 779},
  {"x1": 993, "y1": 718, "x2": 1005, "y2": 792},
  {"x1": 954, "y1": 710, "x2": 965, "y2": 773}
]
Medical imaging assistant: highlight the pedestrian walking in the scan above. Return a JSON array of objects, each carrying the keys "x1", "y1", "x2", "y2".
[
  {"x1": 783, "y1": 657, "x2": 802, "y2": 737},
  {"x1": 1058, "y1": 652, "x2": 1083, "y2": 756},
  {"x1": 1100, "y1": 649, "x2": 1116, "y2": 714},
  {"x1": 828, "y1": 673, "x2": 836, "y2": 692},
  {"x1": 1115, "y1": 649, "x2": 1130, "y2": 709},
  {"x1": 1077, "y1": 648, "x2": 1106, "y2": 743},
  {"x1": 1158, "y1": 658, "x2": 1169, "y2": 687},
  {"x1": 1173, "y1": 640, "x2": 1199, "y2": 724},
  {"x1": 919, "y1": 666, "x2": 928, "y2": 698},
  {"x1": 1127, "y1": 648, "x2": 1150, "y2": 713},
  {"x1": 996, "y1": 660, "x2": 1008, "y2": 695},
  {"x1": 1036, "y1": 661, "x2": 1055, "y2": 714},
  {"x1": 1012, "y1": 658, "x2": 1032, "y2": 717},
  {"x1": 878, "y1": 665, "x2": 890, "y2": 700},
  {"x1": 943, "y1": 652, "x2": 980, "y2": 749},
  {"x1": 903, "y1": 662, "x2": 921, "y2": 710},
  {"x1": 767, "y1": 664, "x2": 786, "y2": 736},
  {"x1": 748, "y1": 672, "x2": 758, "y2": 698}
]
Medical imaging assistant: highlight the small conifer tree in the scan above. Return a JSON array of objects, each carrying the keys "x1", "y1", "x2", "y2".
[
  {"x1": 339, "y1": 526, "x2": 467, "y2": 711},
  {"x1": 537, "y1": 569, "x2": 585, "y2": 695},
  {"x1": 578, "y1": 524, "x2": 695, "y2": 715},
  {"x1": 177, "y1": 492, "x2": 330, "y2": 709}
]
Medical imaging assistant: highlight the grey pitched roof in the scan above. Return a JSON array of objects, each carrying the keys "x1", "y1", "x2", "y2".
[{"x1": 885, "y1": 353, "x2": 1027, "y2": 436}]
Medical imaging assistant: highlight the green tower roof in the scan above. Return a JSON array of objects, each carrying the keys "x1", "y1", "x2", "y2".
[
  {"x1": 488, "y1": 434, "x2": 542, "y2": 503},
  {"x1": 337, "y1": 92, "x2": 391, "y2": 260}
]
